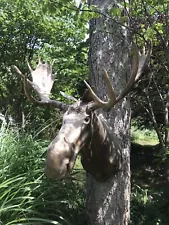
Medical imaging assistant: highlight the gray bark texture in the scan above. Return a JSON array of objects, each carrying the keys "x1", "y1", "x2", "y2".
[{"x1": 86, "y1": 0, "x2": 131, "y2": 224}]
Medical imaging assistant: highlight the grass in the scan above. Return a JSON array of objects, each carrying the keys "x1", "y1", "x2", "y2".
[
  {"x1": 0, "y1": 120, "x2": 167, "y2": 225},
  {"x1": 130, "y1": 126, "x2": 169, "y2": 225},
  {"x1": 0, "y1": 123, "x2": 85, "y2": 225},
  {"x1": 75, "y1": 156, "x2": 83, "y2": 170},
  {"x1": 131, "y1": 126, "x2": 159, "y2": 145}
]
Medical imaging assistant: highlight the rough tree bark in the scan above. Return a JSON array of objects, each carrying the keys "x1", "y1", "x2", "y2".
[{"x1": 86, "y1": 0, "x2": 131, "y2": 224}]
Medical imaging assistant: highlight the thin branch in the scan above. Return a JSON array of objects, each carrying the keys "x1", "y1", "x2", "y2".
[
  {"x1": 152, "y1": 76, "x2": 165, "y2": 107},
  {"x1": 12, "y1": 65, "x2": 25, "y2": 79},
  {"x1": 141, "y1": 88, "x2": 165, "y2": 147},
  {"x1": 50, "y1": 0, "x2": 147, "y2": 40}
]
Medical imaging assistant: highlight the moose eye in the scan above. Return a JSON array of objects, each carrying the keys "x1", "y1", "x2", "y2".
[{"x1": 84, "y1": 116, "x2": 90, "y2": 124}]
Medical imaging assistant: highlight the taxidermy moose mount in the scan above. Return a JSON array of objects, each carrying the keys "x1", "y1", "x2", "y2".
[{"x1": 14, "y1": 43, "x2": 151, "y2": 182}]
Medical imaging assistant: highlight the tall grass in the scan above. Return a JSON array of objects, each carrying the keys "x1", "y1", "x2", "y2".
[
  {"x1": 131, "y1": 126, "x2": 158, "y2": 145},
  {"x1": 0, "y1": 123, "x2": 85, "y2": 225}
]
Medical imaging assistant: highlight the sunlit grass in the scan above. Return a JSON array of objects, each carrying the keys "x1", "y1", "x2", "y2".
[{"x1": 131, "y1": 126, "x2": 159, "y2": 145}]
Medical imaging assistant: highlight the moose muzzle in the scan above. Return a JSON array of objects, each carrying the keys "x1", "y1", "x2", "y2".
[
  {"x1": 45, "y1": 120, "x2": 83, "y2": 179},
  {"x1": 45, "y1": 137, "x2": 78, "y2": 179}
]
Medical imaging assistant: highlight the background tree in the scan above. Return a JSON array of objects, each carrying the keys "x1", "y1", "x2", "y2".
[
  {"x1": 0, "y1": 0, "x2": 88, "y2": 136},
  {"x1": 130, "y1": 0, "x2": 169, "y2": 152},
  {"x1": 86, "y1": 0, "x2": 131, "y2": 224}
]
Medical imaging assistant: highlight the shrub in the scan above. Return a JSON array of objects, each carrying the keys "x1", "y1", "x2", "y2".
[{"x1": 0, "y1": 123, "x2": 85, "y2": 224}]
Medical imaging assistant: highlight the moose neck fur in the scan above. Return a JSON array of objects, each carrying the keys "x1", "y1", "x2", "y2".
[{"x1": 80, "y1": 110, "x2": 122, "y2": 181}]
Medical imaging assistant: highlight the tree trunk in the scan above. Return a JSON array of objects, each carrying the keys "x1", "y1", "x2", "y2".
[
  {"x1": 165, "y1": 87, "x2": 169, "y2": 148},
  {"x1": 86, "y1": 0, "x2": 131, "y2": 224}
]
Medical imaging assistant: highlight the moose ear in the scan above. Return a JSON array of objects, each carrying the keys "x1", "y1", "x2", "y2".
[{"x1": 81, "y1": 87, "x2": 96, "y2": 103}]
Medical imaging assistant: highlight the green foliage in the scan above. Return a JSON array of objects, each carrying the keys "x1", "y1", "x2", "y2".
[
  {"x1": 130, "y1": 185, "x2": 169, "y2": 225},
  {"x1": 129, "y1": 0, "x2": 169, "y2": 142},
  {"x1": 130, "y1": 185, "x2": 148, "y2": 225},
  {"x1": 0, "y1": 124, "x2": 85, "y2": 224},
  {"x1": 0, "y1": 0, "x2": 88, "y2": 130}
]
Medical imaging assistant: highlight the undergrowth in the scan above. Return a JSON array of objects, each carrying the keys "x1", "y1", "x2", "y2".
[
  {"x1": 1, "y1": 121, "x2": 168, "y2": 225},
  {"x1": 0, "y1": 123, "x2": 85, "y2": 225},
  {"x1": 130, "y1": 184, "x2": 169, "y2": 225}
]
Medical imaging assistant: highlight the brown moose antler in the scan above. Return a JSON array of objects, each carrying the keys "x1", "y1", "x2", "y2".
[
  {"x1": 13, "y1": 58, "x2": 68, "y2": 111},
  {"x1": 84, "y1": 41, "x2": 152, "y2": 110}
]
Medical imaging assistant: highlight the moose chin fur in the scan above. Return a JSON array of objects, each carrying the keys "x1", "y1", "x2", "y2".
[
  {"x1": 45, "y1": 156, "x2": 70, "y2": 179},
  {"x1": 45, "y1": 164, "x2": 68, "y2": 179},
  {"x1": 45, "y1": 152, "x2": 78, "y2": 179}
]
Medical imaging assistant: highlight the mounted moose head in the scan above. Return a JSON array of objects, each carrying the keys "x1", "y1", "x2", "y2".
[{"x1": 14, "y1": 43, "x2": 151, "y2": 182}]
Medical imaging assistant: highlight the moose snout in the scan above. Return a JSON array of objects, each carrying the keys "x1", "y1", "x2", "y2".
[
  {"x1": 45, "y1": 126, "x2": 81, "y2": 179},
  {"x1": 45, "y1": 145, "x2": 69, "y2": 179}
]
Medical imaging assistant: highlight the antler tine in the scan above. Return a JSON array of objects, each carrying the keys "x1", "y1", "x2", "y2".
[
  {"x1": 115, "y1": 41, "x2": 152, "y2": 104},
  {"x1": 23, "y1": 76, "x2": 38, "y2": 103},
  {"x1": 85, "y1": 42, "x2": 152, "y2": 111},
  {"x1": 13, "y1": 65, "x2": 42, "y2": 102},
  {"x1": 84, "y1": 80, "x2": 103, "y2": 105},
  {"x1": 84, "y1": 69, "x2": 116, "y2": 110},
  {"x1": 135, "y1": 41, "x2": 152, "y2": 82},
  {"x1": 23, "y1": 77, "x2": 68, "y2": 110},
  {"x1": 38, "y1": 56, "x2": 42, "y2": 64},
  {"x1": 84, "y1": 45, "x2": 140, "y2": 111},
  {"x1": 13, "y1": 59, "x2": 69, "y2": 112},
  {"x1": 13, "y1": 65, "x2": 25, "y2": 79},
  {"x1": 13, "y1": 65, "x2": 33, "y2": 88},
  {"x1": 115, "y1": 44, "x2": 140, "y2": 103},
  {"x1": 103, "y1": 69, "x2": 116, "y2": 104},
  {"x1": 13, "y1": 64, "x2": 44, "y2": 102},
  {"x1": 84, "y1": 45, "x2": 140, "y2": 110},
  {"x1": 26, "y1": 59, "x2": 33, "y2": 73}
]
